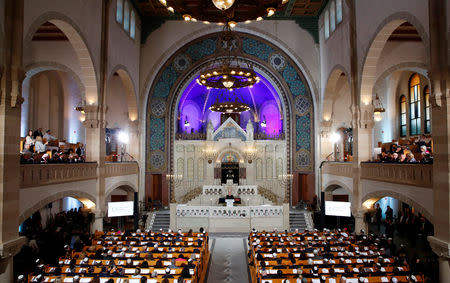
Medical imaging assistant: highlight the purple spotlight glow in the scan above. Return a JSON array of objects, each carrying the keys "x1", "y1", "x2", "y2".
[{"x1": 177, "y1": 71, "x2": 283, "y2": 134}]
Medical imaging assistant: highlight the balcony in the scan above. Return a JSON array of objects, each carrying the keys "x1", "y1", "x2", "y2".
[
  {"x1": 20, "y1": 162, "x2": 139, "y2": 188},
  {"x1": 104, "y1": 161, "x2": 139, "y2": 177},
  {"x1": 20, "y1": 163, "x2": 98, "y2": 188},
  {"x1": 321, "y1": 161, "x2": 353, "y2": 178},
  {"x1": 360, "y1": 162, "x2": 433, "y2": 188}
]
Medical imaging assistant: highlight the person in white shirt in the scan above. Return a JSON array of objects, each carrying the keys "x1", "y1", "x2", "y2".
[
  {"x1": 34, "y1": 136, "x2": 46, "y2": 153},
  {"x1": 43, "y1": 130, "x2": 57, "y2": 142}
]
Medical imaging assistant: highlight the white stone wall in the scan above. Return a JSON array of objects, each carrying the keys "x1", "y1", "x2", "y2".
[
  {"x1": 173, "y1": 139, "x2": 287, "y2": 202},
  {"x1": 24, "y1": 0, "x2": 103, "y2": 77}
]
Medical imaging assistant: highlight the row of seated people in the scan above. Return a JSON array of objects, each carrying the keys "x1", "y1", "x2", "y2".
[
  {"x1": 375, "y1": 135, "x2": 432, "y2": 164},
  {"x1": 248, "y1": 229, "x2": 423, "y2": 283},
  {"x1": 21, "y1": 128, "x2": 85, "y2": 158},
  {"x1": 20, "y1": 149, "x2": 86, "y2": 164},
  {"x1": 28, "y1": 229, "x2": 209, "y2": 283}
]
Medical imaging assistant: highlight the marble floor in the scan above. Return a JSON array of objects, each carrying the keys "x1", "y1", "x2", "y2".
[{"x1": 206, "y1": 233, "x2": 250, "y2": 283}]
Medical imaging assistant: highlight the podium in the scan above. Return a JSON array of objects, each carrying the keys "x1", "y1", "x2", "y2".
[{"x1": 225, "y1": 199, "x2": 235, "y2": 207}]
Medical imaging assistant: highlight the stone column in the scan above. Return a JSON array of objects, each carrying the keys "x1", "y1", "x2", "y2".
[
  {"x1": 0, "y1": 0, "x2": 27, "y2": 281},
  {"x1": 428, "y1": 0, "x2": 450, "y2": 281},
  {"x1": 83, "y1": 105, "x2": 107, "y2": 226},
  {"x1": 91, "y1": 210, "x2": 105, "y2": 233},
  {"x1": 127, "y1": 120, "x2": 140, "y2": 161}
]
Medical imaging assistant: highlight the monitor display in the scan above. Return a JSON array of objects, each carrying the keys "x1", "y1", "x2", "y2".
[
  {"x1": 108, "y1": 201, "x2": 134, "y2": 217},
  {"x1": 325, "y1": 201, "x2": 351, "y2": 217}
]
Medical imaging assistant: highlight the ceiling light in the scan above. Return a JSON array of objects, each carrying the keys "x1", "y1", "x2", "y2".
[
  {"x1": 167, "y1": 6, "x2": 174, "y2": 13},
  {"x1": 212, "y1": 0, "x2": 235, "y2": 11},
  {"x1": 267, "y1": 8, "x2": 276, "y2": 17}
]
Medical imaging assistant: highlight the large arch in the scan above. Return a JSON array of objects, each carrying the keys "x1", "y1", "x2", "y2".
[
  {"x1": 323, "y1": 65, "x2": 351, "y2": 121},
  {"x1": 361, "y1": 190, "x2": 433, "y2": 224},
  {"x1": 24, "y1": 12, "x2": 98, "y2": 105},
  {"x1": 360, "y1": 12, "x2": 430, "y2": 105},
  {"x1": 24, "y1": 61, "x2": 85, "y2": 98},
  {"x1": 105, "y1": 181, "x2": 138, "y2": 201},
  {"x1": 372, "y1": 62, "x2": 429, "y2": 92},
  {"x1": 145, "y1": 32, "x2": 315, "y2": 179},
  {"x1": 19, "y1": 190, "x2": 97, "y2": 224},
  {"x1": 108, "y1": 66, "x2": 138, "y2": 121}
]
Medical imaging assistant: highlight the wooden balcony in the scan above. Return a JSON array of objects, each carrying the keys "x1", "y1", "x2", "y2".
[
  {"x1": 360, "y1": 162, "x2": 433, "y2": 188},
  {"x1": 321, "y1": 162, "x2": 353, "y2": 178},
  {"x1": 104, "y1": 161, "x2": 139, "y2": 177},
  {"x1": 20, "y1": 163, "x2": 98, "y2": 188},
  {"x1": 20, "y1": 162, "x2": 139, "y2": 188}
]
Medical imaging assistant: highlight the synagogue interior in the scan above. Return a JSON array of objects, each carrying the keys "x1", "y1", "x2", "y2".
[{"x1": 0, "y1": 0, "x2": 449, "y2": 282}]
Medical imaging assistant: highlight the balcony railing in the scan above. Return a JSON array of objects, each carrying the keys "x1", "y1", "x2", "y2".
[
  {"x1": 360, "y1": 162, "x2": 433, "y2": 188},
  {"x1": 321, "y1": 161, "x2": 353, "y2": 178},
  {"x1": 20, "y1": 163, "x2": 98, "y2": 188},
  {"x1": 104, "y1": 162, "x2": 139, "y2": 177},
  {"x1": 20, "y1": 162, "x2": 139, "y2": 188}
]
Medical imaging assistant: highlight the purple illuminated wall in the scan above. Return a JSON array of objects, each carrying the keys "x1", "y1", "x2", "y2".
[{"x1": 177, "y1": 72, "x2": 283, "y2": 135}]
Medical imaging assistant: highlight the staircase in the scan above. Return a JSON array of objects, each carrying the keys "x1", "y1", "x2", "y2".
[
  {"x1": 147, "y1": 210, "x2": 170, "y2": 231},
  {"x1": 289, "y1": 210, "x2": 314, "y2": 232}
]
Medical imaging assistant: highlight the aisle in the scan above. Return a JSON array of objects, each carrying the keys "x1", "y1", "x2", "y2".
[{"x1": 206, "y1": 234, "x2": 250, "y2": 283}]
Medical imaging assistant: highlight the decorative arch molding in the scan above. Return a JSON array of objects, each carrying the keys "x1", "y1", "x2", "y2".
[
  {"x1": 105, "y1": 181, "x2": 138, "y2": 200},
  {"x1": 360, "y1": 12, "x2": 430, "y2": 105},
  {"x1": 145, "y1": 32, "x2": 315, "y2": 175},
  {"x1": 19, "y1": 190, "x2": 97, "y2": 224},
  {"x1": 361, "y1": 190, "x2": 433, "y2": 224},
  {"x1": 322, "y1": 181, "x2": 353, "y2": 195},
  {"x1": 108, "y1": 65, "x2": 138, "y2": 121},
  {"x1": 323, "y1": 65, "x2": 351, "y2": 120},
  {"x1": 372, "y1": 62, "x2": 429, "y2": 92},
  {"x1": 140, "y1": 25, "x2": 319, "y2": 112},
  {"x1": 24, "y1": 61, "x2": 86, "y2": 99},
  {"x1": 216, "y1": 149, "x2": 245, "y2": 164},
  {"x1": 24, "y1": 11, "x2": 98, "y2": 104}
]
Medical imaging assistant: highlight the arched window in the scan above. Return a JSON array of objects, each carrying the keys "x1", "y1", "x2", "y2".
[
  {"x1": 409, "y1": 74, "x2": 421, "y2": 135},
  {"x1": 130, "y1": 10, "x2": 136, "y2": 39},
  {"x1": 324, "y1": 10, "x2": 330, "y2": 39},
  {"x1": 400, "y1": 95, "x2": 407, "y2": 137},
  {"x1": 330, "y1": 1, "x2": 336, "y2": 32},
  {"x1": 336, "y1": 0, "x2": 343, "y2": 23},
  {"x1": 424, "y1": 86, "x2": 431, "y2": 133},
  {"x1": 116, "y1": 0, "x2": 123, "y2": 24},
  {"x1": 124, "y1": 1, "x2": 130, "y2": 32}
]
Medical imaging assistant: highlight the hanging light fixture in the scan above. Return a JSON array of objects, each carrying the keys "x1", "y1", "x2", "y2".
[
  {"x1": 373, "y1": 93, "x2": 385, "y2": 122},
  {"x1": 197, "y1": 25, "x2": 260, "y2": 91},
  {"x1": 184, "y1": 116, "x2": 190, "y2": 127},
  {"x1": 212, "y1": 0, "x2": 235, "y2": 11},
  {"x1": 157, "y1": 0, "x2": 288, "y2": 26},
  {"x1": 209, "y1": 88, "x2": 251, "y2": 114}
]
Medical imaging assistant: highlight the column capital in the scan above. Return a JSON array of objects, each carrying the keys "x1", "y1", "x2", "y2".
[
  {"x1": 82, "y1": 105, "x2": 107, "y2": 129},
  {"x1": 428, "y1": 236, "x2": 450, "y2": 258},
  {"x1": 0, "y1": 236, "x2": 27, "y2": 259}
]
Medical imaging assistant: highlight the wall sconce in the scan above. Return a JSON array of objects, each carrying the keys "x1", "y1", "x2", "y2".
[
  {"x1": 260, "y1": 115, "x2": 267, "y2": 128},
  {"x1": 244, "y1": 146, "x2": 257, "y2": 163},
  {"x1": 203, "y1": 147, "x2": 217, "y2": 164}
]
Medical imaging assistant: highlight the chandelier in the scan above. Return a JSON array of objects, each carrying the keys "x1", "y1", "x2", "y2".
[
  {"x1": 209, "y1": 97, "x2": 250, "y2": 113},
  {"x1": 373, "y1": 93, "x2": 385, "y2": 122},
  {"x1": 158, "y1": 0, "x2": 289, "y2": 26},
  {"x1": 197, "y1": 25, "x2": 260, "y2": 91}
]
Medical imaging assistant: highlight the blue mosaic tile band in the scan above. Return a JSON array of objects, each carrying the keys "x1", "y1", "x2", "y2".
[
  {"x1": 242, "y1": 38, "x2": 273, "y2": 62},
  {"x1": 296, "y1": 114, "x2": 311, "y2": 152}
]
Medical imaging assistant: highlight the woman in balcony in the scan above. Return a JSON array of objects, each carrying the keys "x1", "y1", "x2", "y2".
[{"x1": 34, "y1": 136, "x2": 46, "y2": 153}]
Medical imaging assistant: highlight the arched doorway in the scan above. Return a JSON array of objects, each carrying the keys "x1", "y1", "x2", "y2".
[{"x1": 104, "y1": 185, "x2": 136, "y2": 231}]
